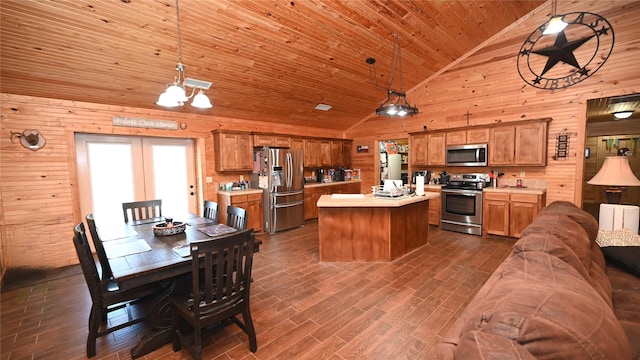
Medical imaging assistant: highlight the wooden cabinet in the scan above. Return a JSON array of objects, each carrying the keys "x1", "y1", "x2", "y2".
[
  {"x1": 253, "y1": 134, "x2": 290, "y2": 147},
  {"x1": 304, "y1": 139, "x2": 319, "y2": 167},
  {"x1": 489, "y1": 121, "x2": 548, "y2": 166},
  {"x1": 514, "y1": 122, "x2": 547, "y2": 166},
  {"x1": 447, "y1": 128, "x2": 489, "y2": 145},
  {"x1": 290, "y1": 137, "x2": 304, "y2": 153},
  {"x1": 304, "y1": 182, "x2": 361, "y2": 220},
  {"x1": 331, "y1": 141, "x2": 343, "y2": 166},
  {"x1": 342, "y1": 141, "x2": 352, "y2": 167},
  {"x1": 410, "y1": 133, "x2": 428, "y2": 166},
  {"x1": 489, "y1": 126, "x2": 516, "y2": 166},
  {"x1": 446, "y1": 130, "x2": 467, "y2": 145},
  {"x1": 467, "y1": 128, "x2": 490, "y2": 144},
  {"x1": 319, "y1": 140, "x2": 332, "y2": 166},
  {"x1": 425, "y1": 188, "x2": 441, "y2": 226},
  {"x1": 427, "y1": 133, "x2": 446, "y2": 166},
  {"x1": 483, "y1": 191, "x2": 545, "y2": 237},
  {"x1": 482, "y1": 192, "x2": 510, "y2": 236},
  {"x1": 217, "y1": 192, "x2": 263, "y2": 232},
  {"x1": 213, "y1": 131, "x2": 253, "y2": 171}
]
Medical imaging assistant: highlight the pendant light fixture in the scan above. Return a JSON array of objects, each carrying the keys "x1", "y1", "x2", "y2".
[
  {"x1": 156, "y1": 0, "x2": 212, "y2": 109},
  {"x1": 542, "y1": 0, "x2": 568, "y2": 35},
  {"x1": 366, "y1": 34, "x2": 418, "y2": 117}
]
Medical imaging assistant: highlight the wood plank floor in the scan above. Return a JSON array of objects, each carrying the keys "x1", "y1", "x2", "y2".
[{"x1": 1, "y1": 221, "x2": 516, "y2": 360}]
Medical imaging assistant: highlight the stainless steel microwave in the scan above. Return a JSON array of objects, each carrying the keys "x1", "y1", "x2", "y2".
[{"x1": 446, "y1": 144, "x2": 488, "y2": 167}]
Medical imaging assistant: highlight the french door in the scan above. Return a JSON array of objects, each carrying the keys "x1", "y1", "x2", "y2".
[{"x1": 76, "y1": 134, "x2": 196, "y2": 225}]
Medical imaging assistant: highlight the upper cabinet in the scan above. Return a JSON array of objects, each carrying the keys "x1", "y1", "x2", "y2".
[
  {"x1": 290, "y1": 137, "x2": 304, "y2": 153},
  {"x1": 253, "y1": 134, "x2": 290, "y2": 147},
  {"x1": 447, "y1": 128, "x2": 490, "y2": 145},
  {"x1": 490, "y1": 119, "x2": 549, "y2": 166},
  {"x1": 213, "y1": 131, "x2": 253, "y2": 171},
  {"x1": 489, "y1": 126, "x2": 516, "y2": 165},
  {"x1": 411, "y1": 118, "x2": 549, "y2": 168},
  {"x1": 319, "y1": 140, "x2": 332, "y2": 166},
  {"x1": 304, "y1": 139, "x2": 319, "y2": 167},
  {"x1": 514, "y1": 121, "x2": 548, "y2": 166},
  {"x1": 410, "y1": 133, "x2": 428, "y2": 166},
  {"x1": 427, "y1": 133, "x2": 446, "y2": 166}
]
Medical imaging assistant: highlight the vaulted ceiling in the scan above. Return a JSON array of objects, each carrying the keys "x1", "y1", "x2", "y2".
[{"x1": 1, "y1": 0, "x2": 546, "y2": 131}]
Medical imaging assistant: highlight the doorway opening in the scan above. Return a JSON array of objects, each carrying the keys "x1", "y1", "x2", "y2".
[
  {"x1": 378, "y1": 138, "x2": 409, "y2": 185},
  {"x1": 582, "y1": 94, "x2": 640, "y2": 220}
]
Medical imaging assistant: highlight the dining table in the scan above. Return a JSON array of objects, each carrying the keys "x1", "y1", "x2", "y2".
[{"x1": 98, "y1": 213, "x2": 261, "y2": 359}]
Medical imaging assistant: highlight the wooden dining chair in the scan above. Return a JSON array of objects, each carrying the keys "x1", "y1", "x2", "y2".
[
  {"x1": 72, "y1": 222, "x2": 157, "y2": 358},
  {"x1": 170, "y1": 228, "x2": 257, "y2": 359},
  {"x1": 122, "y1": 199, "x2": 162, "y2": 223},
  {"x1": 85, "y1": 213, "x2": 113, "y2": 281},
  {"x1": 226, "y1": 205, "x2": 248, "y2": 230},
  {"x1": 203, "y1": 200, "x2": 219, "y2": 223}
]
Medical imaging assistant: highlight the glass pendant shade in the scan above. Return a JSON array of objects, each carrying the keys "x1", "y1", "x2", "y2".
[
  {"x1": 191, "y1": 90, "x2": 213, "y2": 108},
  {"x1": 156, "y1": 91, "x2": 180, "y2": 107},
  {"x1": 166, "y1": 84, "x2": 188, "y2": 103}
]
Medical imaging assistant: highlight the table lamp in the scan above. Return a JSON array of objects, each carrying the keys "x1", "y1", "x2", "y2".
[{"x1": 587, "y1": 155, "x2": 640, "y2": 204}]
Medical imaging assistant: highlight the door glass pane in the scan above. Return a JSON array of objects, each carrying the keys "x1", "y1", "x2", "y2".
[
  {"x1": 151, "y1": 144, "x2": 189, "y2": 217},
  {"x1": 87, "y1": 142, "x2": 135, "y2": 224}
]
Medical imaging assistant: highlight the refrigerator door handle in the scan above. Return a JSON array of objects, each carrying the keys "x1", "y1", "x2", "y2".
[
  {"x1": 286, "y1": 152, "x2": 292, "y2": 188},
  {"x1": 273, "y1": 201, "x2": 304, "y2": 209}
]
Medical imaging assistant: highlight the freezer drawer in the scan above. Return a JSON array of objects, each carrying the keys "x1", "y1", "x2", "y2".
[
  {"x1": 271, "y1": 191, "x2": 304, "y2": 205},
  {"x1": 267, "y1": 201, "x2": 305, "y2": 233}
]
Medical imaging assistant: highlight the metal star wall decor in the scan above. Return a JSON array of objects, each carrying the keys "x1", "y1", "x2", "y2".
[{"x1": 517, "y1": 12, "x2": 614, "y2": 90}]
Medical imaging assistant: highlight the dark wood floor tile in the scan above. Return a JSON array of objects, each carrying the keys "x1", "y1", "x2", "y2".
[
  {"x1": 0, "y1": 223, "x2": 514, "y2": 359},
  {"x1": 334, "y1": 307, "x2": 387, "y2": 343},
  {"x1": 296, "y1": 335, "x2": 347, "y2": 360},
  {"x1": 254, "y1": 320, "x2": 319, "y2": 360},
  {"x1": 335, "y1": 317, "x2": 393, "y2": 360}
]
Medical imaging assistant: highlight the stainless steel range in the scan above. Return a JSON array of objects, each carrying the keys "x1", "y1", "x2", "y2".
[{"x1": 440, "y1": 173, "x2": 490, "y2": 236}]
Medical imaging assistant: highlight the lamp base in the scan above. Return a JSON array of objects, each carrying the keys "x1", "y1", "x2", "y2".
[{"x1": 603, "y1": 187, "x2": 627, "y2": 204}]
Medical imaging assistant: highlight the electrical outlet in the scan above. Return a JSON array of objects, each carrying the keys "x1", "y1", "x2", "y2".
[
  {"x1": 520, "y1": 171, "x2": 526, "y2": 177},
  {"x1": 206, "y1": 176, "x2": 213, "y2": 183}
]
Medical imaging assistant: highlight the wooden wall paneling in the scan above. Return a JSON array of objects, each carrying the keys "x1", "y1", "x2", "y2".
[
  {"x1": 347, "y1": 1, "x2": 640, "y2": 208},
  {"x1": 0, "y1": 94, "x2": 343, "y2": 269}
]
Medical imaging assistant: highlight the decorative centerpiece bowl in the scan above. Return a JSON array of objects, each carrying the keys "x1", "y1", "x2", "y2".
[{"x1": 153, "y1": 221, "x2": 186, "y2": 236}]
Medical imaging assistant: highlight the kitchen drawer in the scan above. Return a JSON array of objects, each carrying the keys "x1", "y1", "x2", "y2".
[
  {"x1": 483, "y1": 192, "x2": 510, "y2": 201},
  {"x1": 230, "y1": 195, "x2": 248, "y2": 203},
  {"x1": 247, "y1": 193, "x2": 262, "y2": 201},
  {"x1": 510, "y1": 193, "x2": 539, "y2": 203}
]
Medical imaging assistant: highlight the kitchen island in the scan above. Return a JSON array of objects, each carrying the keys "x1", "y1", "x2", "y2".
[{"x1": 317, "y1": 192, "x2": 439, "y2": 262}]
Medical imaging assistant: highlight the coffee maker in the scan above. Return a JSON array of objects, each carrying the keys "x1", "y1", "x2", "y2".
[{"x1": 316, "y1": 168, "x2": 325, "y2": 183}]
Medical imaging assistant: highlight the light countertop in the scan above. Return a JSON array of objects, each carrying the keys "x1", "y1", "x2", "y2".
[
  {"x1": 317, "y1": 192, "x2": 439, "y2": 208},
  {"x1": 304, "y1": 180, "x2": 361, "y2": 188},
  {"x1": 217, "y1": 188, "x2": 263, "y2": 196},
  {"x1": 482, "y1": 186, "x2": 546, "y2": 195}
]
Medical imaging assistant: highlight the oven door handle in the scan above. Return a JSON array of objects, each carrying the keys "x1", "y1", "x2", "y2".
[{"x1": 442, "y1": 189, "x2": 482, "y2": 196}]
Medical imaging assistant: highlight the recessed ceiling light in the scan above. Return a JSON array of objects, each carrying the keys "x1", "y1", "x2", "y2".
[{"x1": 314, "y1": 104, "x2": 332, "y2": 111}]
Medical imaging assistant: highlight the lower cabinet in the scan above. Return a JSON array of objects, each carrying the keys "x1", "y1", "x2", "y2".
[
  {"x1": 304, "y1": 182, "x2": 361, "y2": 220},
  {"x1": 483, "y1": 191, "x2": 546, "y2": 237},
  {"x1": 425, "y1": 188, "x2": 441, "y2": 226},
  {"x1": 217, "y1": 192, "x2": 263, "y2": 232}
]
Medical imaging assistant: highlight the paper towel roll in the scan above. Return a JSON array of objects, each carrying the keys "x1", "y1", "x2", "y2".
[{"x1": 416, "y1": 176, "x2": 425, "y2": 196}]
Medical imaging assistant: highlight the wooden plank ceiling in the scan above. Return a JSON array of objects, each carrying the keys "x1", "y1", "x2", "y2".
[{"x1": 0, "y1": 0, "x2": 546, "y2": 131}]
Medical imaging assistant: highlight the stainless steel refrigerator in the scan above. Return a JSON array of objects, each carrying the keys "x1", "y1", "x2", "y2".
[{"x1": 250, "y1": 146, "x2": 305, "y2": 234}]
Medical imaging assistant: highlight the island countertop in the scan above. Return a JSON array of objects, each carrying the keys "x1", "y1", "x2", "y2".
[{"x1": 317, "y1": 192, "x2": 439, "y2": 208}]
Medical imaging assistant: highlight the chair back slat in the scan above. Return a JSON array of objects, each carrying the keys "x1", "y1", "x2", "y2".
[
  {"x1": 188, "y1": 229, "x2": 255, "y2": 317},
  {"x1": 226, "y1": 205, "x2": 248, "y2": 230},
  {"x1": 85, "y1": 214, "x2": 113, "y2": 280},
  {"x1": 122, "y1": 199, "x2": 162, "y2": 223},
  {"x1": 203, "y1": 200, "x2": 219, "y2": 223}
]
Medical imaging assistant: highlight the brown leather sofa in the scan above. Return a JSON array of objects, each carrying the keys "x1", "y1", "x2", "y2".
[{"x1": 436, "y1": 201, "x2": 640, "y2": 359}]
